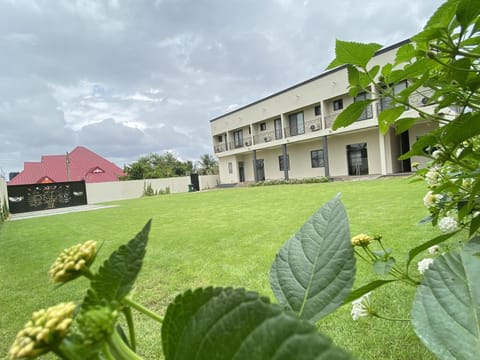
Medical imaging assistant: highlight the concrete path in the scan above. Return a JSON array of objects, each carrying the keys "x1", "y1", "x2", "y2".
[{"x1": 9, "y1": 204, "x2": 119, "y2": 221}]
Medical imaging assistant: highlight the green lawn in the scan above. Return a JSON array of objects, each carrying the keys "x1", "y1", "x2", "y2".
[{"x1": 0, "y1": 178, "x2": 439, "y2": 359}]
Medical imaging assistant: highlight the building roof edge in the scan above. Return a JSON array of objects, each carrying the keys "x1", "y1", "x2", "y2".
[{"x1": 209, "y1": 38, "x2": 411, "y2": 123}]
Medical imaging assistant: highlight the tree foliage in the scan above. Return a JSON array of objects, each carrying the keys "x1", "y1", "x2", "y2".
[{"x1": 123, "y1": 152, "x2": 194, "y2": 180}]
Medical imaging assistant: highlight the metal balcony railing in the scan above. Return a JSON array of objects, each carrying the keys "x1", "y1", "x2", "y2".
[{"x1": 253, "y1": 130, "x2": 276, "y2": 144}]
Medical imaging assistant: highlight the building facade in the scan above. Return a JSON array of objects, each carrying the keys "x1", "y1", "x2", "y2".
[{"x1": 210, "y1": 40, "x2": 438, "y2": 184}]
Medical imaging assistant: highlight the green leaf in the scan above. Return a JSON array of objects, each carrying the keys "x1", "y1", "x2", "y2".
[
  {"x1": 162, "y1": 287, "x2": 354, "y2": 360},
  {"x1": 332, "y1": 100, "x2": 374, "y2": 130},
  {"x1": 269, "y1": 195, "x2": 356, "y2": 322},
  {"x1": 412, "y1": 237, "x2": 480, "y2": 359},
  {"x1": 373, "y1": 257, "x2": 396, "y2": 276},
  {"x1": 406, "y1": 231, "x2": 460, "y2": 268},
  {"x1": 395, "y1": 117, "x2": 417, "y2": 134},
  {"x1": 448, "y1": 58, "x2": 472, "y2": 85},
  {"x1": 379, "y1": 107, "x2": 405, "y2": 134},
  {"x1": 424, "y1": 0, "x2": 459, "y2": 30},
  {"x1": 91, "y1": 220, "x2": 152, "y2": 302},
  {"x1": 395, "y1": 43, "x2": 416, "y2": 65},
  {"x1": 343, "y1": 280, "x2": 397, "y2": 304},
  {"x1": 328, "y1": 40, "x2": 382, "y2": 68},
  {"x1": 440, "y1": 112, "x2": 480, "y2": 146},
  {"x1": 456, "y1": 0, "x2": 480, "y2": 30},
  {"x1": 399, "y1": 131, "x2": 439, "y2": 160}
]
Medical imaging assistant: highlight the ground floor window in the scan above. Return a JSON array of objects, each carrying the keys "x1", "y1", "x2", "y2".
[
  {"x1": 311, "y1": 150, "x2": 325, "y2": 168},
  {"x1": 228, "y1": 162, "x2": 233, "y2": 174},
  {"x1": 279, "y1": 155, "x2": 290, "y2": 171}
]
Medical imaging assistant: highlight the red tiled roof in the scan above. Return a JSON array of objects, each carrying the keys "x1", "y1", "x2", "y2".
[{"x1": 9, "y1": 146, "x2": 125, "y2": 185}]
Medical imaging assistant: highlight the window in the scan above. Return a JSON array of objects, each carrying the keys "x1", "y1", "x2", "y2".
[
  {"x1": 274, "y1": 118, "x2": 282, "y2": 139},
  {"x1": 314, "y1": 105, "x2": 322, "y2": 116},
  {"x1": 279, "y1": 155, "x2": 290, "y2": 171},
  {"x1": 311, "y1": 150, "x2": 325, "y2": 168},
  {"x1": 217, "y1": 135, "x2": 223, "y2": 143},
  {"x1": 288, "y1": 112, "x2": 305, "y2": 136},
  {"x1": 354, "y1": 92, "x2": 373, "y2": 120},
  {"x1": 233, "y1": 130, "x2": 243, "y2": 148},
  {"x1": 333, "y1": 99, "x2": 343, "y2": 111},
  {"x1": 380, "y1": 80, "x2": 408, "y2": 110},
  {"x1": 228, "y1": 162, "x2": 233, "y2": 174},
  {"x1": 260, "y1": 122, "x2": 267, "y2": 131}
]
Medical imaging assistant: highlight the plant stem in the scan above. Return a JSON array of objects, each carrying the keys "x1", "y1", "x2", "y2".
[
  {"x1": 123, "y1": 297, "x2": 163, "y2": 324},
  {"x1": 108, "y1": 330, "x2": 144, "y2": 360},
  {"x1": 103, "y1": 342, "x2": 116, "y2": 360},
  {"x1": 373, "y1": 313, "x2": 410, "y2": 322},
  {"x1": 123, "y1": 306, "x2": 137, "y2": 351}
]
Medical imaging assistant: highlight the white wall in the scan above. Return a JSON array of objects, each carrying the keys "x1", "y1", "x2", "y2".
[
  {"x1": 86, "y1": 175, "x2": 219, "y2": 204},
  {"x1": 0, "y1": 178, "x2": 8, "y2": 212}
]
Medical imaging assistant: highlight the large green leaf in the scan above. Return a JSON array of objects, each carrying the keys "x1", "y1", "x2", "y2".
[
  {"x1": 378, "y1": 107, "x2": 405, "y2": 134},
  {"x1": 327, "y1": 40, "x2": 382, "y2": 69},
  {"x1": 90, "y1": 220, "x2": 152, "y2": 302},
  {"x1": 332, "y1": 100, "x2": 374, "y2": 130},
  {"x1": 456, "y1": 0, "x2": 480, "y2": 30},
  {"x1": 269, "y1": 195, "x2": 355, "y2": 322},
  {"x1": 412, "y1": 237, "x2": 480, "y2": 360},
  {"x1": 162, "y1": 287, "x2": 354, "y2": 360}
]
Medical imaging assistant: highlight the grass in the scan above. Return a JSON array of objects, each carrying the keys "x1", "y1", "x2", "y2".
[{"x1": 0, "y1": 177, "x2": 440, "y2": 359}]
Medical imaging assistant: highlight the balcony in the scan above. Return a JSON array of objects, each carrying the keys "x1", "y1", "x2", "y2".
[
  {"x1": 214, "y1": 143, "x2": 227, "y2": 153},
  {"x1": 253, "y1": 130, "x2": 277, "y2": 144}
]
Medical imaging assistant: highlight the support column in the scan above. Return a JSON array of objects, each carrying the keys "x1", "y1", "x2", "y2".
[
  {"x1": 378, "y1": 133, "x2": 388, "y2": 175},
  {"x1": 322, "y1": 136, "x2": 330, "y2": 178},
  {"x1": 252, "y1": 150, "x2": 258, "y2": 182},
  {"x1": 282, "y1": 143, "x2": 289, "y2": 180}
]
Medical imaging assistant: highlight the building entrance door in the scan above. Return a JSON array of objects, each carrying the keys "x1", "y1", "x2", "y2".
[
  {"x1": 347, "y1": 143, "x2": 369, "y2": 175},
  {"x1": 256, "y1": 159, "x2": 265, "y2": 181},
  {"x1": 238, "y1": 162, "x2": 245, "y2": 182}
]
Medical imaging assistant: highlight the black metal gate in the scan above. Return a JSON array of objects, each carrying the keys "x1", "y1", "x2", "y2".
[
  {"x1": 7, "y1": 181, "x2": 88, "y2": 214},
  {"x1": 190, "y1": 173, "x2": 200, "y2": 191}
]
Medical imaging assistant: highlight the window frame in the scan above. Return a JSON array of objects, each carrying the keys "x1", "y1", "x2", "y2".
[
  {"x1": 333, "y1": 99, "x2": 343, "y2": 111},
  {"x1": 279, "y1": 155, "x2": 290, "y2": 171},
  {"x1": 288, "y1": 111, "x2": 305, "y2": 136},
  {"x1": 311, "y1": 149, "x2": 325, "y2": 168}
]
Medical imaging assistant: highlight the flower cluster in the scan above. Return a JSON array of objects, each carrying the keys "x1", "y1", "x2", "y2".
[
  {"x1": 9, "y1": 302, "x2": 76, "y2": 359},
  {"x1": 351, "y1": 234, "x2": 373, "y2": 247},
  {"x1": 418, "y1": 139, "x2": 480, "y2": 235},
  {"x1": 77, "y1": 306, "x2": 118, "y2": 344},
  {"x1": 417, "y1": 258, "x2": 434, "y2": 275},
  {"x1": 49, "y1": 240, "x2": 97, "y2": 283},
  {"x1": 351, "y1": 292, "x2": 373, "y2": 320}
]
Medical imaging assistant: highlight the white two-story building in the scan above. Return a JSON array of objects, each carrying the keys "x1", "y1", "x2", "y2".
[{"x1": 210, "y1": 40, "x2": 436, "y2": 184}]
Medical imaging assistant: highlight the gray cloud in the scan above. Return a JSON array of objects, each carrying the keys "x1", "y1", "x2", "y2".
[{"x1": 0, "y1": 0, "x2": 444, "y2": 177}]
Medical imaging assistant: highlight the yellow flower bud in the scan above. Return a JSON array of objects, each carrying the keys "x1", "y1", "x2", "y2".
[
  {"x1": 9, "y1": 302, "x2": 76, "y2": 359},
  {"x1": 49, "y1": 240, "x2": 97, "y2": 283},
  {"x1": 351, "y1": 234, "x2": 373, "y2": 246}
]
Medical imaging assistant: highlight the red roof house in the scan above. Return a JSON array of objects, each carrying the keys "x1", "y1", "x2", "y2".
[{"x1": 9, "y1": 146, "x2": 125, "y2": 185}]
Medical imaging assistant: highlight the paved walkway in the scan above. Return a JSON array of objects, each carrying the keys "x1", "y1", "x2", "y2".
[{"x1": 9, "y1": 204, "x2": 119, "y2": 221}]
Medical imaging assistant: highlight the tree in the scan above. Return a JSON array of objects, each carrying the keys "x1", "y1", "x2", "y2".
[
  {"x1": 124, "y1": 152, "x2": 194, "y2": 180},
  {"x1": 196, "y1": 154, "x2": 218, "y2": 175}
]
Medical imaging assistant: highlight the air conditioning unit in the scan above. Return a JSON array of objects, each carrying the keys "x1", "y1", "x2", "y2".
[
  {"x1": 310, "y1": 124, "x2": 320, "y2": 131},
  {"x1": 264, "y1": 136, "x2": 271, "y2": 142},
  {"x1": 245, "y1": 141, "x2": 251, "y2": 146}
]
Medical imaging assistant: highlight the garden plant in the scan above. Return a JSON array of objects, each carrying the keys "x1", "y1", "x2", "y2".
[{"x1": 7, "y1": 0, "x2": 480, "y2": 358}]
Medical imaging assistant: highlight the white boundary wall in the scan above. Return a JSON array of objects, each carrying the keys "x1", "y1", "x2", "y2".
[
  {"x1": 86, "y1": 175, "x2": 219, "y2": 204},
  {"x1": 0, "y1": 178, "x2": 8, "y2": 211}
]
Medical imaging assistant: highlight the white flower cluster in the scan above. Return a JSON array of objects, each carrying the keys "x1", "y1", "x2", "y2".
[
  {"x1": 438, "y1": 216, "x2": 458, "y2": 233},
  {"x1": 417, "y1": 258, "x2": 434, "y2": 275},
  {"x1": 425, "y1": 167, "x2": 440, "y2": 187},
  {"x1": 351, "y1": 292, "x2": 372, "y2": 321},
  {"x1": 423, "y1": 191, "x2": 442, "y2": 208}
]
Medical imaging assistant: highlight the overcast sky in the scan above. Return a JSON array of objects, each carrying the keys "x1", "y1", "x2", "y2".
[{"x1": 0, "y1": 0, "x2": 444, "y2": 177}]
